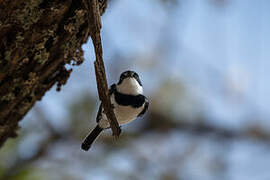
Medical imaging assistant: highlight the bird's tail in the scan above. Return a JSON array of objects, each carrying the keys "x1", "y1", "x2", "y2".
[{"x1": 81, "y1": 125, "x2": 103, "y2": 151}]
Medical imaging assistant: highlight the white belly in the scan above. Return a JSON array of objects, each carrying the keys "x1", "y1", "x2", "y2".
[
  {"x1": 98, "y1": 94, "x2": 144, "y2": 129},
  {"x1": 114, "y1": 103, "x2": 144, "y2": 124}
]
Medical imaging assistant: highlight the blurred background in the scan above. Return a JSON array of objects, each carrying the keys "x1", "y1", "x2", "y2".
[{"x1": 1, "y1": 0, "x2": 270, "y2": 179}]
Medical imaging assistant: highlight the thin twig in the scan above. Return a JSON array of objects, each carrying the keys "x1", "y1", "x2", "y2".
[{"x1": 85, "y1": 0, "x2": 121, "y2": 136}]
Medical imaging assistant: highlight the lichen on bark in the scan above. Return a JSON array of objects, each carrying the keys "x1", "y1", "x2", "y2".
[{"x1": 0, "y1": 0, "x2": 103, "y2": 147}]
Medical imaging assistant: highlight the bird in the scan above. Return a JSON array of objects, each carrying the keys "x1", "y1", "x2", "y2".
[{"x1": 81, "y1": 70, "x2": 149, "y2": 151}]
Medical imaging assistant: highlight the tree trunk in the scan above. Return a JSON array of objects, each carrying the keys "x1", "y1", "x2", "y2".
[{"x1": 0, "y1": 0, "x2": 102, "y2": 147}]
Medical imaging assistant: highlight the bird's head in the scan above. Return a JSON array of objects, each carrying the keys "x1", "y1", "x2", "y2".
[{"x1": 117, "y1": 70, "x2": 143, "y2": 95}]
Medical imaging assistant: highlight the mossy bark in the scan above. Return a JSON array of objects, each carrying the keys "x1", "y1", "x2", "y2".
[{"x1": 0, "y1": 0, "x2": 99, "y2": 147}]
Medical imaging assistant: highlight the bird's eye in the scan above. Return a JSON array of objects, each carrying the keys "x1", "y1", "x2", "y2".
[
  {"x1": 133, "y1": 73, "x2": 139, "y2": 79},
  {"x1": 120, "y1": 73, "x2": 126, "y2": 80}
]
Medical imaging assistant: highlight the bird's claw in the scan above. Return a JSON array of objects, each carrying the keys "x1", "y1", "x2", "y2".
[{"x1": 113, "y1": 126, "x2": 122, "y2": 139}]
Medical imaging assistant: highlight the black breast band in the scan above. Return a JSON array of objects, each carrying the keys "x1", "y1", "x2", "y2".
[{"x1": 114, "y1": 91, "x2": 145, "y2": 108}]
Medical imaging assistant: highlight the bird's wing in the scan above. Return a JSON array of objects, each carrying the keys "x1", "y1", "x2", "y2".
[
  {"x1": 96, "y1": 84, "x2": 117, "y2": 123},
  {"x1": 137, "y1": 96, "x2": 149, "y2": 117},
  {"x1": 109, "y1": 83, "x2": 116, "y2": 95}
]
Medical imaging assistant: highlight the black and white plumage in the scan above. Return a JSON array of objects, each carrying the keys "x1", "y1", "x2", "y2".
[{"x1": 81, "y1": 70, "x2": 149, "y2": 151}]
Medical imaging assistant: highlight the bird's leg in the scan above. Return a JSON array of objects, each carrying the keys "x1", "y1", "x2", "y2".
[{"x1": 113, "y1": 126, "x2": 122, "y2": 140}]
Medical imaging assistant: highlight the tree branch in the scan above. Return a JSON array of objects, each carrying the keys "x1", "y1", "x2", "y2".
[{"x1": 86, "y1": 0, "x2": 121, "y2": 136}]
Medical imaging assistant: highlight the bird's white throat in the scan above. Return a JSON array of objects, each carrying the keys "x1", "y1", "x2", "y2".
[{"x1": 117, "y1": 77, "x2": 143, "y2": 95}]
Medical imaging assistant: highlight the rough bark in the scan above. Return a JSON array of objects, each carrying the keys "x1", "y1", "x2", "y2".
[{"x1": 0, "y1": 0, "x2": 105, "y2": 147}]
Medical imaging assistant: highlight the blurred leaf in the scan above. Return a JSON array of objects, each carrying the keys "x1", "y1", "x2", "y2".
[{"x1": 3, "y1": 167, "x2": 43, "y2": 180}]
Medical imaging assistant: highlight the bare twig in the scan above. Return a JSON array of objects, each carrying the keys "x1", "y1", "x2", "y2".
[{"x1": 85, "y1": 0, "x2": 121, "y2": 136}]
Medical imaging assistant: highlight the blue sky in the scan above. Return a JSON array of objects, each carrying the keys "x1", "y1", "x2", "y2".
[
  {"x1": 23, "y1": 0, "x2": 270, "y2": 131},
  {"x1": 16, "y1": 1, "x2": 270, "y2": 179}
]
